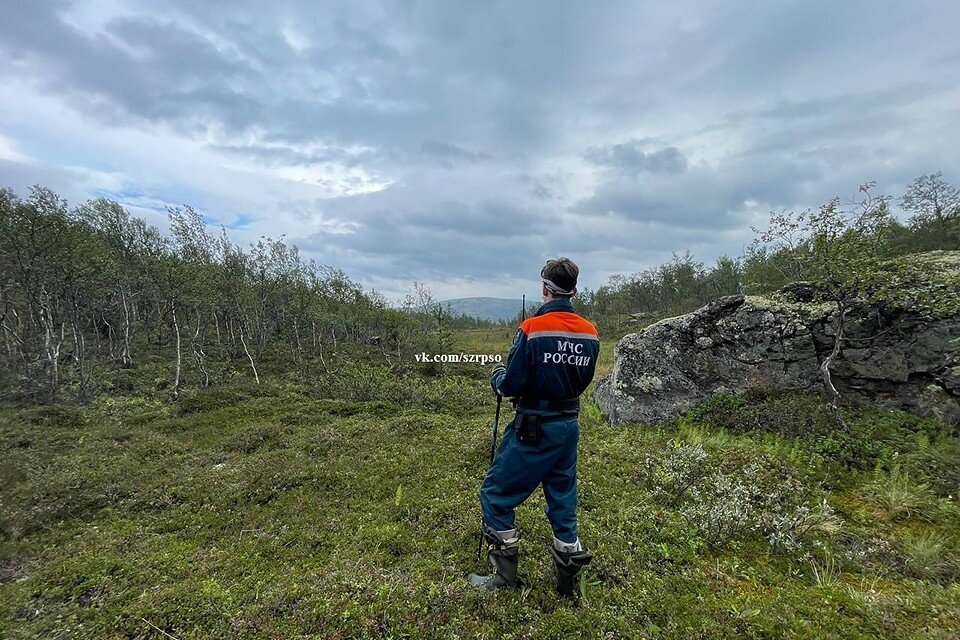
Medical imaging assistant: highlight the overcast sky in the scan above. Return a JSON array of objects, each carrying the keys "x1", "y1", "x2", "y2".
[{"x1": 2, "y1": 1, "x2": 959, "y2": 301}]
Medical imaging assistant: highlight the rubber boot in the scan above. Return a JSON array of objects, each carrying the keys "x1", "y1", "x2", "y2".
[
  {"x1": 550, "y1": 544, "x2": 593, "y2": 598},
  {"x1": 468, "y1": 527, "x2": 520, "y2": 591}
]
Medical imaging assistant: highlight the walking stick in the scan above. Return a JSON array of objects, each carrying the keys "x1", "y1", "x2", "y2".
[{"x1": 477, "y1": 393, "x2": 503, "y2": 561}]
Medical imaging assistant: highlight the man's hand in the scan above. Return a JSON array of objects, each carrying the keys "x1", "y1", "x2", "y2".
[{"x1": 490, "y1": 363, "x2": 506, "y2": 395}]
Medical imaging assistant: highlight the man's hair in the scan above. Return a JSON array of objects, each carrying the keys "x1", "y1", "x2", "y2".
[{"x1": 541, "y1": 257, "x2": 579, "y2": 297}]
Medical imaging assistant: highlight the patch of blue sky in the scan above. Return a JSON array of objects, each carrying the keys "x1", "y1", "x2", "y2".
[
  {"x1": 205, "y1": 212, "x2": 256, "y2": 230},
  {"x1": 93, "y1": 183, "x2": 207, "y2": 211}
]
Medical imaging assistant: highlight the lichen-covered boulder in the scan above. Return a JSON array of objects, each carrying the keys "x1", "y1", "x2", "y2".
[{"x1": 595, "y1": 263, "x2": 960, "y2": 426}]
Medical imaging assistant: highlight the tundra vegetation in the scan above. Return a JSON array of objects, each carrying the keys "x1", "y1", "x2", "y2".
[{"x1": 1, "y1": 177, "x2": 959, "y2": 638}]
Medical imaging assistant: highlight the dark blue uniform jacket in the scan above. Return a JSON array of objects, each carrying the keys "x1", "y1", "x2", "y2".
[{"x1": 491, "y1": 298, "x2": 599, "y2": 411}]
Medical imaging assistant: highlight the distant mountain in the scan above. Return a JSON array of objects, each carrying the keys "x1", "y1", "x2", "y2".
[{"x1": 440, "y1": 297, "x2": 531, "y2": 322}]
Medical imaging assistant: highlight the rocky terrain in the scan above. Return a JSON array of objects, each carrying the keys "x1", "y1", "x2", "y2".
[{"x1": 596, "y1": 252, "x2": 960, "y2": 426}]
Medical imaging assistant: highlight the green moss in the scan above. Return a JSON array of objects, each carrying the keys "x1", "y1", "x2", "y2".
[{"x1": 1, "y1": 373, "x2": 958, "y2": 638}]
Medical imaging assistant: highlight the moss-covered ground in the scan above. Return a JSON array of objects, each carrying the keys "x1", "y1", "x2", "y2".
[{"x1": 1, "y1": 328, "x2": 958, "y2": 638}]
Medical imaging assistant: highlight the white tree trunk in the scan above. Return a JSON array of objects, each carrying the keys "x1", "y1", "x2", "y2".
[
  {"x1": 40, "y1": 296, "x2": 63, "y2": 402},
  {"x1": 317, "y1": 338, "x2": 328, "y2": 373},
  {"x1": 172, "y1": 303, "x2": 182, "y2": 398},
  {"x1": 120, "y1": 288, "x2": 132, "y2": 365},
  {"x1": 73, "y1": 322, "x2": 89, "y2": 400},
  {"x1": 238, "y1": 324, "x2": 260, "y2": 384},
  {"x1": 1, "y1": 322, "x2": 11, "y2": 359},
  {"x1": 213, "y1": 310, "x2": 222, "y2": 346},
  {"x1": 191, "y1": 309, "x2": 209, "y2": 387},
  {"x1": 293, "y1": 317, "x2": 303, "y2": 364},
  {"x1": 51, "y1": 323, "x2": 63, "y2": 401},
  {"x1": 2, "y1": 319, "x2": 25, "y2": 360},
  {"x1": 102, "y1": 314, "x2": 113, "y2": 359}
]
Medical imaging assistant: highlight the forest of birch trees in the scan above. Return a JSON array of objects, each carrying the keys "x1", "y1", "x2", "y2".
[{"x1": 0, "y1": 186, "x2": 420, "y2": 403}]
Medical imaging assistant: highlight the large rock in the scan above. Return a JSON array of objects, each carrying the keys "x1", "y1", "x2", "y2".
[{"x1": 595, "y1": 265, "x2": 960, "y2": 426}]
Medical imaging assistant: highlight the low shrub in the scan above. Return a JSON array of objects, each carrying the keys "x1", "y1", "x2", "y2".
[{"x1": 643, "y1": 441, "x2": 839, "y2": 551}]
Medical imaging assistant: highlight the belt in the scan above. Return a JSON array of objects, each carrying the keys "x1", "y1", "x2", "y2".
[
  {"x1": 509, "y1": 411, "x2": 576, "y2": 428},
  {"x1": 516, "y1": 397, "x2": 580, "y2": 412}
]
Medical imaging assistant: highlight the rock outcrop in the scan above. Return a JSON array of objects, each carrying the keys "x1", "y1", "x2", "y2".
[{"x1": 595, "y1": 254, "x2": 960, "y2": 426}]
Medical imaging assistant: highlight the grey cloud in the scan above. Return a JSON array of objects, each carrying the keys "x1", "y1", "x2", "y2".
[
  {"x1": 210, "y1": 143, "x2": 386, "y2": 168},
  {"x1": 698, "y1": 84, "x2": 938, "y2": 144},
  {"x1": 1, "y1": 1, "x2": 672, "y2": 156},
  {"x1": 420, "y1": 140, "x2": 491, "y2": 164},
  {"x1": 0, "y1": 2, "x2": 260, "y2": 133},
  {"x1": 286, "y1": 177, "x2": 559, "y2": 284},
  {"x1": 515, "y1": 172, "x2": 558, "y2": 201},
  {"x1": 530, "y1": 183, "x2": 555, "y2": 200},
  {"x1": 585, "y1": 141, "x2": 688, "y2": 174},
  {"x1": 296, "y1": 209, "x2": 539, "y2": 283},
  {"x1": 318, "y1": 182, "x2": 551, "y2": 240},
  {"x1": 575, "y1": 154, "x2": 824, "y2": 230},
  {"x1": 0, "y1": 158, "x2": 89, "y2": 202}
]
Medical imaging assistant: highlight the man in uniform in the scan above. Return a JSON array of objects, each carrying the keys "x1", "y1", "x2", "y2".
[{"x1": 468, "y1": 257, "x2": 599, "y2": 598}]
